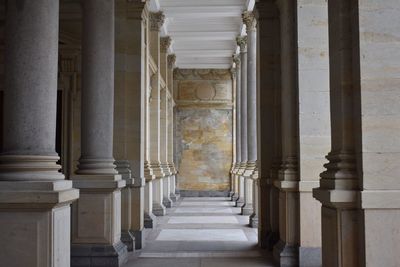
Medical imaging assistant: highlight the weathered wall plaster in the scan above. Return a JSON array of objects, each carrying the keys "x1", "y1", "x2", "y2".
[{"x1": 174, "y1": 69, "x2": 233, "y2": 191}]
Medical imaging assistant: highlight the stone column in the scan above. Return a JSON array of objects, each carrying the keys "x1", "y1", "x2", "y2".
[
  {"x1": 256, "y1": 0, "x2": 281, "y2": 249},
  {"x1": 0, "y1": 1, "x2": 79, "y2": 266},
  {"x1": 229, "y1": 66, "x2": 237, "y2": 198},
  {"x1": 119, "y1": 0, "x2": 148, "y2": 249},
  {"x1": 236, "y1": 35, "x2": 248, "y2": 208},
  {"x1": 242, "y1": 11, "x2": 258, "y2": 220},
  {"x1": 296, "y1": 0, "x2": 330, "y2": 265},
  {"x1": 149, "y1": 11, "x2": 166, "y2": 216},
  {"x1": 71, "y1": 1, "x2": 127, "y2": 266},
  {"x1": 160, "y1": 36, "x2": 173, "y2": 208},
  {"x1": 232, "y1": 54, "x2": 241, "y2": 202},
  {"x1": 143, "y1": 7, "x2": 156, "y2": 229},
  {"x1": 313, "y1": 1, "x2": 400, "y2": 266},
  {"x1": 167, "y1": 54, "x2": 179, "y2": 202},
  {"x1": 273, "y1": 0, "x2": 300, "y2": 265}
]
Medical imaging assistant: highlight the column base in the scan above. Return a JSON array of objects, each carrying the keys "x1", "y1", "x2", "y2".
[
  {"x1": 0, "y1": 180, "x2": 79, "y2": 267},
  {"x1": 121, "y1": 230, "x2": 135, "y2": 252},
  {"x1": 236, "y1": 198, "x2": 245, "y2": 208},
  {"x1": 273, "y1": 240, "x2": 299, "y2": 267},
  {"x1": 265, "y1": 230, "x2": 280, "y2": 250},
  {"x1": 152, "y1": 202, "x2": 166, "y2": 216},
  {"x1": 299, "y1": 247, "x2": 321, "y2": 267},
  {"x1": 163, "y1": 197, "x2": 173, "y2": 208},
  {"x1": 144, "y1": 212, "x2": 156, "y2": 228},
  {"x1": 170, "y1": 193, "x2": 178, "y2": 202},
  {"x1": 132, "y1": 229, "x2": 144, "y2": 250},
  {"x1": 71, "y1": 241, "x2": 128, "y2": 267},
  {"x1": 249, "y1": 214, "x2": 258, "y2": 228},
  {"x1": 231, "y1": 192, "x2": 238, "y2": 201},
  {"x1": 229, "y1": 191, "x2": 234, "y2": 198},
  {"x1": 241, "y1": 203, "x2": 254, "y2": 215}
]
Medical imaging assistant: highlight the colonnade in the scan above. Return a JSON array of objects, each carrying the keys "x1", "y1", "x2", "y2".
[
  {"x1": 0, "y1": 0, "x2": 178, "y2": 266},
  {"x1": 1, "y1": 0, "x2": 400, "y2": 266},
  {"x1": 230, "y1": 0, "x2": 400, "y2": 266}
]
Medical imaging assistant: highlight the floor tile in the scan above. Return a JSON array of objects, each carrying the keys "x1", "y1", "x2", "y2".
[
  {"x1": 156, "y1": 229, "x2": 248, "y2": 241},
  {"x1": 168, "y1": 216, "x2": 239, "y2": 224}
]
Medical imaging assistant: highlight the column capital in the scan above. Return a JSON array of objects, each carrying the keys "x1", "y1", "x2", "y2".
[
  {"x1": 149, "y1": 11, "x2": 165, "y2": 31},
  {"x1": 160, "y1": 36, "x2": 172, "y2": 53},
  {"x1": 232, "y1": 54, "x2": 241, "y2": 66},
  {"x1": 242, "y1": 11, "x2": 257, "y2": 32},
  {"x1": 230, "y1": 67, "x2": 237, "y2": 79},
  {"x1": 167, "y1": 54, "x2": 176, "y2": 69},
  {"x1": 236, "y1": 36, "x2": 247, "y2": 52}
]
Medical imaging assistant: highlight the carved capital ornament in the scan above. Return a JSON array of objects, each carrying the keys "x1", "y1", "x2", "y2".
[
  {"x1": 149, "y1": 11, "x2": 165, "y2": 31},
  {"x1": 242, "y1": 11, "x2": 257, "y2": 32},
  {"x1": 236, "y1": 36, "x2": 247, "y2": 52},
  {"x1": 160, "y1": 36, "x2": 172, "y2": 53},
  {"x1": 168, "y1": 54, "x2": 176, "y2": 69}
]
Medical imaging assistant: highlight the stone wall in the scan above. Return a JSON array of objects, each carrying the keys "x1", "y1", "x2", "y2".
[{"x1": 174, "y1": 69, "x2": 233, "y2": 192}]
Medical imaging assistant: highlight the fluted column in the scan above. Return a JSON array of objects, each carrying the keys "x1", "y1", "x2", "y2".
[
  {"x1": 71, "y1": 1, "x2": 127, "y2": 266},
  {"x1": 273, "y1": 0, "x2": 300, "y2": 265},
  {"x1": 0, "y1": 1, "x2": 79, "y2": 266},
  {"x1": 232, "y1": 54, "x2": 241, "y2": 201},
  {"x1": 149, "y1": 11, "x2": 166, "y2": 216},
  {"x1": 167, "y1": 54, "x2": 179, "y2": 202},
  {"x1": 236, "y1": 36, "x2": 247, "y2": 208},
  {"x1": 242, "y1": 11, "x2": 258, "y2": 219}
]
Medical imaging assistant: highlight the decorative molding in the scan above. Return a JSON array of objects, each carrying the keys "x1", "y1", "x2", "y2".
[
  {"x1": 160, "y1": 36, "x2": 172, "y2": 53},
  {"x1": 236, "y1": 36, "x2": 247, "y2": 52},
  {"x1": 167, "y1": 54, "x2": 177, "y2": 69},
  {"x1": 232, "y1": 54, "x2": 240, "y2": 66},
  {"x1": 149, "y1": 11, "x2": 165, "y2": 32},
  {"x1": 230, "y1": 67, "x2": 236, "y2": 79},
  {"x1": 242, "y1": 11, "x2": 257, "y2": 32},
  {"x1": 174, "y1": 69, "x2": 232, "y2": 81}
]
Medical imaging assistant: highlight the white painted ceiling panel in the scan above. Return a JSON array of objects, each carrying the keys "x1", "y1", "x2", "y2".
[{"x1": 153, "y1": 0, "x2": 252, "y2": 69}]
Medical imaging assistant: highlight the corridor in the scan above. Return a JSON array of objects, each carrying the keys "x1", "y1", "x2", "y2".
[{"x1": 125, "y1": 197, "x2": 275, "y2": 267}]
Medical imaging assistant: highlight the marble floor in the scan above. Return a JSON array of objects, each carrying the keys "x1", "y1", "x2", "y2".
[{"x1": 124, "y1": 196, "x2": 275, "y2": 267}]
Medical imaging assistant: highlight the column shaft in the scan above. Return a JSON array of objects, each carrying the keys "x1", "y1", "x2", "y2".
[
  {"x1": 0, "y1": 1, "x2": 78, "y2": 266},
  {"x1": 71, "y1": 1, "x2": 127, "y2": 266},
  {"x1": 273, "y1": 0, "x2": 300, "y2": 265}
]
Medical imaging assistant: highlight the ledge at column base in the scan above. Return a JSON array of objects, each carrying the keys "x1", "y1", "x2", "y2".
[
  {"x1": 264, "y1": 231, "x2": 280, "y2": 250},
  {"x1": 231, "y1": 192, "x2": 239, "y2": 201},
  {"x1": 0, "y1": 180, "x2": 79, "y2": 207},
  {"x1": 170, "y1": 193, "x2": 178, "y2": 202},
  {"x1": 131, "y1": 177, "x2": 146, "y2": 188},
  {"x1": 312, "y1": 188, "x2": 358, "y2": 208},
  {"x1": 121, "y1": 230, "x2": 135, "y2": 252},
  {"x1": 152, "y1": 203, "x2": 166, "y2": 216},
  {"x1": 299, "y1": 247, "x2": 321, "y2": 267},
  {"x1": 163, "y1": 197, "x2": 173, "y2": 208},
  {"x1": 273, "y1": 240, "x2": 299, "y2": 267},
  {"x1": 72, "y1": 174, "x2": 126, "y2": 190},
  {"x1": 71, "y1": 241, "x2": 128, "y2": 267},
  {"x1": 144, "y1": 212, "x2": 156, "y2": 228},
  {"x1": 274, "y1": 180, "x2": 299, "y2": 192},
  {"x1": 235, "y1": 198, "x2": 245, "y2": 207},
  {"x1": 241, "y1": 204, "x2": 254, "y2": 215},
  {"x1": 132, "y1": 229, "x2": 144, "y2": 249},
  {"x1": 249, "y1": 214, "x2": 258, "y2": 228}
]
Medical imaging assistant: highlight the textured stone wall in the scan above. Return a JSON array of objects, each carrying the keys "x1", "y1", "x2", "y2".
[{"x1": 174, "y1": 69, "x2": 233, "y2": 191}]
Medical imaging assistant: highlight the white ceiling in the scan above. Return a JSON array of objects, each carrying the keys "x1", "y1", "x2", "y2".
[{"x1": 150, "y1": 0, "x2": 254, "y2": 69}]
